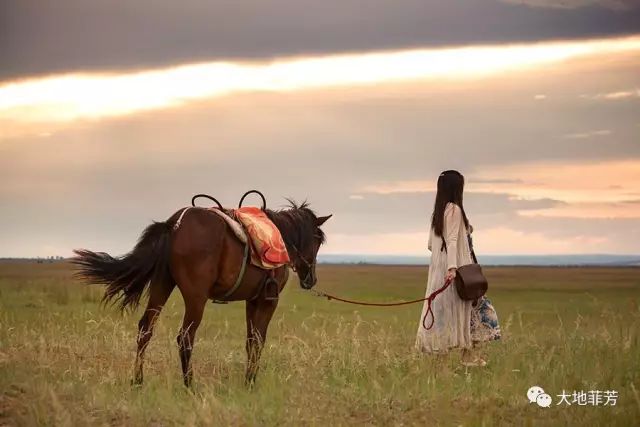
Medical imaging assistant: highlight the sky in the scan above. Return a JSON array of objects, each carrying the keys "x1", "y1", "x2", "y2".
[{"x1": 1, "y1": 1, "x2": 639, "y2": 257}]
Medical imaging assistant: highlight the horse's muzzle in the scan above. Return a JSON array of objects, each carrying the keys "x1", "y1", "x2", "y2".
[{"x1": 300, "y1": 271, "x2": 317, "y2": 289}]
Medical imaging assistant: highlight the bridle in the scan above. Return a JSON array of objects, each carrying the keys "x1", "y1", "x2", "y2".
[
  {"x1": 288, "y1": 243, "x2": 313, "y2": 269},
  {"x1": 288, "y1": 237, "x2": 320, "y2": 286}
]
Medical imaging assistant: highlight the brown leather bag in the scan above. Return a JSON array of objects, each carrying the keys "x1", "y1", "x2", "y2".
[{"x1": 442, "y1": 236, "x2": 488, "y2": 301}]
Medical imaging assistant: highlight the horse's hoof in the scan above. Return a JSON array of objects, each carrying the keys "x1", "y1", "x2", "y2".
[{"x1": 245, "y1": 377, "x2": 256, "y2": 389}]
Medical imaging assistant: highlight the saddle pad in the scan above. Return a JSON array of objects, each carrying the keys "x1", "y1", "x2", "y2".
[
  {"x1": 208, "y1": 208, "x2": 248, "y2": 244},
  {"x1": 234, "y1": 206, "x2": 290, "y2": 269}
]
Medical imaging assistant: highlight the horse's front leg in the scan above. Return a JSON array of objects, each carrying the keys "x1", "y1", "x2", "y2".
[{"x1": 245, "y1": 295, "x2": 279, "y2": 386}]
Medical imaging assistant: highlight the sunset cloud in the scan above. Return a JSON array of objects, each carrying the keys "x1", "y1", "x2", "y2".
[
  {"x1": 581, "y1": 88, "x2": 640, "y2": 100},
  {"x1": 473, "y1": 226, "x2": 611, "y2": 255},
  {"x1": 1, "y1": 25, "x2": 639, "y2": 256},
  {"x1": 361, "y1": 160, "x2": 640, "y2": 214},
  {"x1": 4, "y1": 0, "x2": 639, "y2": 82},
  {"x1": 1, "y1": 36, "x2": 640, "y2": 130},
  {"x1": 500, "y1": 0, "x2": 638, "y2": 10},
  {"x1": 518, "y1": 201, "x2": 640, "y2": 218},
  {"x1": 562, "y1": 129, "x2": 612, "y2": 139}
]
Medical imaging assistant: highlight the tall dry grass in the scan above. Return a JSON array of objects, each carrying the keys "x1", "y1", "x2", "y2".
[{"x1": 1, "y1": 262, "x2": 639, "y2": 426}]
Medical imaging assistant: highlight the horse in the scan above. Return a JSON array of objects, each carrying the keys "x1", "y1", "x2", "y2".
[{"x1": 72, "y1": 200, "x2": 331, "y2": 387}]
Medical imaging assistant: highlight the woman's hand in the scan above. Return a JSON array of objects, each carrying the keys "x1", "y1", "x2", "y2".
[{"x1": 445, "y1": 268, "x2": 457, "y2": 282}]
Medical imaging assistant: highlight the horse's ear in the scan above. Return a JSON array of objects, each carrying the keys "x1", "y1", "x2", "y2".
[{"x1": 316, "y1": 214, "x2": 332, "y2": 226}]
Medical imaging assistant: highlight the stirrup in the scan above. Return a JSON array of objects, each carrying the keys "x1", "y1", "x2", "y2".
[{"x1": 263, "y1": 277, "x2": 280, "y2": 301}]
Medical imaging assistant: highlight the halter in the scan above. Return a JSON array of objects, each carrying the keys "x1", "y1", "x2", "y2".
[
  {"x1": 287, "y1": 242, "x2": 316, "y2": 285},
  {"x1": 289, "y1": 242, "x2": 312, "y2": 266}
]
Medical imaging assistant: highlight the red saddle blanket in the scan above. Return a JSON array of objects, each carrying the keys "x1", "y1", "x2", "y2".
[{"x1": 233, "y1": 207, "x2": 290, "y2": 269}]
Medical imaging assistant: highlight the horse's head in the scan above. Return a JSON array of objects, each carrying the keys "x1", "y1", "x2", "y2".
[
  {"x1": 293, "y1": 212, "x2": 332, "y2": 289},
  {"x1": 267, "y1": 201, "x2": 332, "y2": 289}
]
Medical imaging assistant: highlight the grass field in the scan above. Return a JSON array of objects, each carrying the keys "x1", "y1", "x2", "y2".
[{"x1": 1, "y1": 261, "x2": 639, "y2": 426}]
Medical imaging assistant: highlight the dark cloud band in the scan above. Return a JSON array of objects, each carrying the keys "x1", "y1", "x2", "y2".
[{"x1": 2, "y1": 0, "x2": 640, "y2": 81}]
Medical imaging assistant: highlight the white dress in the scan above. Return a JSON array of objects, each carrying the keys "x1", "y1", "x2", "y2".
[{"x1": 415, "y1": 203, "x2": 474, "y2": 352}]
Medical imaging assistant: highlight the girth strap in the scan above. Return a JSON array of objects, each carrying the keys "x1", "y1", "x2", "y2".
[{"x1": 214, "y1": 241, "x2": 250, "y2": 303}]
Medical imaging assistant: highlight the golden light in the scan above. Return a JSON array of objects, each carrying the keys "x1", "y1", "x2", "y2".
[{"x1": 1, "y1": 35, "x2": 640, "y2": 126}]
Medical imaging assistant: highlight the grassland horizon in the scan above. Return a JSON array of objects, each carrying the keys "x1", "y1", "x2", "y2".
[{"x1": 3, "y1": 253, "x2": 640, "y2": 267}]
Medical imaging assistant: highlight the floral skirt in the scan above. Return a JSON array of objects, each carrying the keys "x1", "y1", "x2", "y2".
[{"x1": 471, "y1": 296, "x2": 501, "y2": 343}]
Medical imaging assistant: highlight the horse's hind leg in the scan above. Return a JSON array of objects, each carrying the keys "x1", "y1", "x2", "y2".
[
  {"x1": 245, "y1": 296, "x2": 279, "y2": 386},
  {"x1": 133, "y1": 281, "x2": 175, "y2": 385},
  {"x1": 176, "y1": 294, "x2": 207, "y2": 388}
]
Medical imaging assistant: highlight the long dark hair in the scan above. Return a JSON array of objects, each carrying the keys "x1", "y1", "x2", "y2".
[{"x1": 431, "y1": 170, "x2": 469, "y2": 237}]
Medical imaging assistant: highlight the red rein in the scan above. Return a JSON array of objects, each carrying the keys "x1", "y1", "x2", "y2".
[
  {"x1": 310, "y1": 278, "x2": 453, "y2": 331},
  {"x1": 421, "y1": 278, "x2": 453, "y2": 330}
]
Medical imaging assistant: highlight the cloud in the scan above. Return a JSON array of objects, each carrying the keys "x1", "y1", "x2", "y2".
[
  {"x1": 562, "y1": 129, "x2": 612, "y2": 138},
  {"x1": 3, "y1": 36, "x2": 639, "y2": 130},
  {"x1": 581, "y1": 88, "x2": 640, "y2": 99},
  {"x1": 474, "y1": 226, "x2": 611, "y2": 255},
  {"x1": 500, "y1": 0, "x2": 639, "y2": 11},
  {"x1": 361, "y1": 159, "x2": 640, "y2": 204},
  {"x1": 603, "y1": 90, "x2": 640, "y2": 99},
  {"x1": 534, "y1": 94, "x2": 547, "y2": 100},
  {"x1": 519, "y1": 201, "x2": 640, "y2": 218},
  {"x1": 0, "y1": 45, "x2": 639, "y2": 256},
  {"x1": 316, "y1": 191, "x2": 561, "y2": 236},
  {"x1": 2, "y1": 1, "x2": 640, "y2": 81},
  {"x1": 323, "y1": 231, "x2": 430, "y2": 255},
  {"x1": 351, "y1": 155, "x2": 640, "y2": 251},
  {"x1": 469, "y1": 178, "x2": 525, "y2": 184},
  {"x1": 323, "y1": 221, "x2": 632, "y2": 255},
  {"x1": 507, "y1": 215, "x2": 640, "y2": 253}
]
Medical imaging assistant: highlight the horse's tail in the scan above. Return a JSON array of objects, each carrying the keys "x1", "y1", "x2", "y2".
[{"x1": 72, "y1": 220, "x2": 174, "y2": 312}]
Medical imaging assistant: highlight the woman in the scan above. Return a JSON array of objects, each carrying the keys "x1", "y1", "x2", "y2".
[{"x1": 415, "y1": 170, "x2": 500, "y2": 365}]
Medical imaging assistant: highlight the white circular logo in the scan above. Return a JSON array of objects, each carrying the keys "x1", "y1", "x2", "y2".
[
  {"x1": 527, "y1": 386, "x2": 545, "y2": 403},
  {"x1": 536, "y1": 393, "x2": 552, "y2": 408}
]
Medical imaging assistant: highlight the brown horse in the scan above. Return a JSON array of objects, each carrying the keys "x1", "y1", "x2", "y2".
[{"x1": 72, "y1": 200, "x2": 331, "y2": 387}]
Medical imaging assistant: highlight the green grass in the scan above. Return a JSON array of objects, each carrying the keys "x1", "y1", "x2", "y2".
[{"x1": 1, "y1": 261, "x2": 639, "y2": 426}]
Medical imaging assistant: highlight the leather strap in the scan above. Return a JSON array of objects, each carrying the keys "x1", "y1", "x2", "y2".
[
  {"x1": 217, "y1": 241, "x2": 250, "y2": 301},
  {"x1": 468, "y1": 233, "x2": 479, "y2": 264},
  {"x1": 441, "y1": 232, "x2": 478, "y2": 264}
]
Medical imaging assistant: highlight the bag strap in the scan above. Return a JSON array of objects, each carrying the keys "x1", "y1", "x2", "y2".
[
  {"x1": 468, "y1": 233, "x2": 479, "y2": 264},
  {"x1": 440, "y1": 232, "x2": 479, "y2": 264}
]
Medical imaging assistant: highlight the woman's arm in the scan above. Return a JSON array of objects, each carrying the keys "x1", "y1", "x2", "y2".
[{"x1": 443, "y1": 203, "x2": 462, "y2": 276}]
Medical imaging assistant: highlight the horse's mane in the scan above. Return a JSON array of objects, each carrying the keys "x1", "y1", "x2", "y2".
[{"x1": 265, "y1": 199, "x2": 325, "y2": 253}]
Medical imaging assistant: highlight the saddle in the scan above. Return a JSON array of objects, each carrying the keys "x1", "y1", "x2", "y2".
[
  {"x1": 189, "y1": 191, "x2": 287, "y2": 303},
  {"x1": 234, "y1": 207, "x2": 290, "y2": 269},
  {"x1": 210, "y1": 206, "x2": 290, "y2": 270}
]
